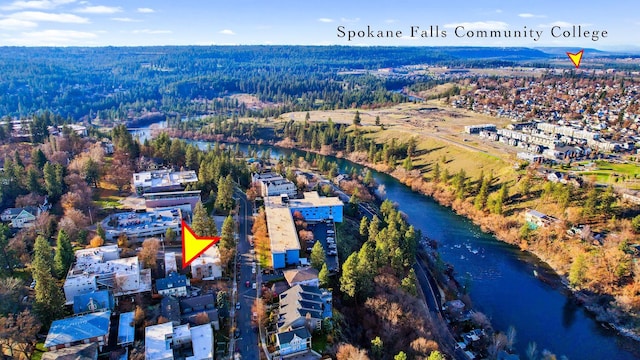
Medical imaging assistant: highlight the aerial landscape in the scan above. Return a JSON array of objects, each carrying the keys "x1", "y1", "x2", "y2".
[{"x1": 1, "y1": 1, "x2": 640, "y2": 360}]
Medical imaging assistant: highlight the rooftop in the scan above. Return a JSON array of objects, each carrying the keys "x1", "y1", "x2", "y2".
[
  {"x1": 145, "y1": 322, "x2": 174, "y2": 360},
  {"x1": 266, "y1": 192, "x2": 343, "y2": 209},
  {"x1": 133, "y1": 169, "x2": 198, "y2": 190},
  {"x1": 117, "y1": 311, "x2": 135, "y2": 346},
  {"x1": 265, "y1": 206, "x2": 300, "y2": 254},
  {"x1": 187, "y1": 324, "x2": 213, "y2": 360},
  {"x1": 283, "y1": 268, "x2": 319, "y2": 287},
  {"x1": 41, "y1": 343, "x2": 98, "y2": 360},
  {"x1": 157, "y1": 272, "x2": 188, "y2": 291},
  {"x1": 44, "y1": 311, "x2": 111, "y2": 349}
]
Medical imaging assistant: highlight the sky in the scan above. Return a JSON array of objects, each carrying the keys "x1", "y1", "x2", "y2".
[{"x1": 0, "y1": 0, "x2": 638, "y2": 48}]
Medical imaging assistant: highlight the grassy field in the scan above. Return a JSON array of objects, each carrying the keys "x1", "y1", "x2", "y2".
[{"x1": 568, "y1": 160, "x2": 640, "y2": 190}]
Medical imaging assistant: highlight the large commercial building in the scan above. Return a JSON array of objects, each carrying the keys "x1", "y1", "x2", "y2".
[
  {"x1": 265, "y1": 191, "x2": 344, "y2": 269},
  {"x1": 44, "y1": 311, "x2": 111, "y2": 351},
  {"x1": 266, "y1": 206, "x2": 300, "y2": 269},
  {"x1": 133, "y1": 170, "x2": 198, "y2": 195},
  {"x1": 63, "y1": 245, "x2": 152, "y2": 304},
  {"x1": 252, "y1": 172, "x2": 297, "y2": 198},
  {"x1": 101, "y1": 207, "x2": 182, "y2": 241},
  {"x1": 143, "y1": 190, "x2": 202, "y2": 212}
]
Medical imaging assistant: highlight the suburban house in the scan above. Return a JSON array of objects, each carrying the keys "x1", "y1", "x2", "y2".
[
  {"x1": 1, "y1": 206, "x2": 39, "y2": 228},
  {"x1": 44, "y1": 311, "x2": 111, "y2": 351},
  {"x1": 145, "y1": 322, "x2": 214, "y2": 360},
  {"x1": 156, "y1": 272, "x2": 189, "y2": 297},
  {"x1": 524, "y1": 209, "x2": 559, "y2": 229},
  {"x1": 283, "y1": 268, "x2": 319, "y2": 288},
  {"x1": 63, "y1": 245, "x2": 152, "y2": 304},
  {"x1": 276, "y1": 327, "x2": 312, "y2": 358},
  {"x1": 161, "y1": 296, "x2": 182, "y2": 326},
  {"x1": 180, "y1": 294, "x2": 220, "y2": 330},
  {"x1": 277, "y1": 285, "x2": 332, "y2": 333},
  {"x1": 190, "y1": 246, "x2": 222, "y2": 280}
]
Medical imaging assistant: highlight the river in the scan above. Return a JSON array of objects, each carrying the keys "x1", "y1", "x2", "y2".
[{"x1": 132, "y1": 125, "x2": 639, "y2": 359}]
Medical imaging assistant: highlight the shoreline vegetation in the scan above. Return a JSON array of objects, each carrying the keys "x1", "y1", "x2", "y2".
[{"x1": 158, "y1": 124, "x2": 640, "y2": 344}]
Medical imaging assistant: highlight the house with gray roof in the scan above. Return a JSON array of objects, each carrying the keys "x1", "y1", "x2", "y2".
[
  {"x1": 276, "y1": 327, "x2": 312, "y2": 358},
  {"x1": 277, "y1": 285, "x2": 331, "y2": 333}
]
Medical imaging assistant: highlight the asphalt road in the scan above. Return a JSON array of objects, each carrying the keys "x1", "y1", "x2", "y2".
[{"x1": 231, "y1": 189, "x2": 261, "y2": 360}]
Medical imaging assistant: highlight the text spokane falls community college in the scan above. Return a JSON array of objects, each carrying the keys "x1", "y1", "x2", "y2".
[{"x1": 337, "y1": 25, "x2": 608, "y2": 42}]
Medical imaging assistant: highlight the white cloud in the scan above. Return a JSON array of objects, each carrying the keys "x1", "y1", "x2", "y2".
[
  {"x1": 444, "y1": 21, "x2": 509, "y2": 30},
  {"x1": 132, "y1": 29, "x2": 171, "y2": 34},
  {"x1": 137, "y1": 7, "x2": 154, "y2": 13},
  {"x1": 340, "y1": 17, "x2": 359, "y2": 23},
  {"x1": 219, "y1": 29, "x2": 234, "y2": 35},
  {"x1": 0, "y1": 18, "x2": 37, "y2": 29},
  {"x1": 111, "y1": 17, "x2": 140, "y2": 22},
  {"x1": 75, "y1": 5, "x2": 122, "y2": 14},
  {"x1": 6, "y1": 28, "x2": 96, "y2": 45},
  {"x1": 519, "y1": 13, "x2": 546, "y2": 18},
  {"x1": 384, "y1": 19, "x2": 397, "y2": 24},
  {"x1": 9, "y1": 11, "x2": 89, "y2": 23},
  {"x1": 0, "y1": 0, "x2": 75, "y2": 11},
  {"x1": 317, "y1": 18, "x2": 333, "y2": 23},
  {"x1": 495, "y1": 9, "x2": 503, "y2": 13}
]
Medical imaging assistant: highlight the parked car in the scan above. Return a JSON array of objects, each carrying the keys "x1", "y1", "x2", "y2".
[
  {"x1": 236, "y1": 302, "x2": 241, "y2": 310},
  {"x1": 252, "y1": 282, "x2": 257, "y2": 289},
  {"x1": 245, "y1": 281, "x2": 250, "y2": 288}
]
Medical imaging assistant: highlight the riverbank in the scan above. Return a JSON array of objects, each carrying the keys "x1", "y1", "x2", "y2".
[
  {"x1": 162, "y1": 126, "x2": 640, "y2": 344},
  {"x1": 336, "y1": 150, "x2": 640, "y2": 343}
]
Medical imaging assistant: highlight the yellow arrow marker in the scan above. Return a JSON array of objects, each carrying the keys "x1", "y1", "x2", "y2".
[
  {"x1": 566, "y1": 49, "x2": 584, "y2": 68},
  {"x1": 181, "y1": 220, "x2": 220, "y2": 268}
]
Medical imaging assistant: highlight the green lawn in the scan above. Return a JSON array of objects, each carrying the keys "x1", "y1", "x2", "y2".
[{"x1": 573, "y1": 160, "x2": 640, "y2": 189}]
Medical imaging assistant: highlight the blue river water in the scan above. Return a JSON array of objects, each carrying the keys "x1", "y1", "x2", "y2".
[{"x1": 134, "y1": 125, "x2": 640, "y2": 359}]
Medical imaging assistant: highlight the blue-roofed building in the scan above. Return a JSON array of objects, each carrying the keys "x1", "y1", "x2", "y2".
[
  {"x1": 117, "y1": 312, "x2": 135, "y2": 347},
  {"x1": 44, "y1": 311, "x2": 111, "y2": 351},
  {"x1": 156, "y1": 272, "x2": 188, "y2": 297},
  {"x1": 276, "y1": 327, "x2": 311, "y2": 357},
  {"x1": 72, "y1": 290, "x2": 114, "y2": 314}
]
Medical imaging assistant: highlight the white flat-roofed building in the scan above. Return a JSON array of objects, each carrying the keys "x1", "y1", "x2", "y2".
[
  {"x1": 145, "y1": 322, "x2": 173, "y2": 360},
  {"x1": 143, "y1": 190, "x2": 202, "y2": 212},
  {"x1": 266, "y1": 206, "x2": 300, "y2": 269},
  {"x1": 144, "y1": 322, "x2": 213, "y2": 360},
  {"x1": 102, "y1": 207, "x2": 182, "y2": 241},
  {"x1": 133, "y1": 170, "x2": 198, "y2": 195},
  {"x1": 190, "y1": 246, "x2": 222, "y2": 280},
  {"x1": 253, "y1": 172, "x2": 297, "y2": 197},
  {"x1": 64, "y1": 246, "x2": 151, "y2": 304},
  {"x1": 266, "y1": 192, "x2": 344, "y2": 223},
  {"x1": 165, "y1": 252, "x2": 177, "y2": 276},
  {"x1": 187, "y1": 324, "x2": 214, "y2": 360}
]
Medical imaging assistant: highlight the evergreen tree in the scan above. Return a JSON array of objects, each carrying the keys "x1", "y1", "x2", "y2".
[
  {"x1": 220, "y1": 215, "x2": 235, "y2": 250},
  {"x1": 310, "y1": 241, "x2": 326, "y2": 270},
  {"x1": 394, "y1": 352, "x2": 408, "y2": 360},
  {"x1": 401, "y1": 268, "x2": 418, "y2": 296},
  {"x1": 95, "y1": 223, "x2": 105, "y2": 240},
  {"x1": 375, "y1": 115, "x2": 381, "y2": 126},
  {"x1": 353, "y1": 110, "x2": 361, "y2": 126},
  {"x1": 32, "y1": 236, "x2": 65, "y2": 326},
  {"x1": 54, "y1": 230, "x2": 73, "y2": 278},
  {"x1": 569, "y1": 254, "x2": 588, "y2": 288},
  {"x1": 402, "y1": 156, "x2": 413, "y2": 171},
  {"x1": 26, "y1": 167, "x2": 41, "y2": 193},
  {"x1": 31, "y1": 148, "x2": 47, "y2": 170},
  {"x1": 192, "y1": 201, "x2": 218, "y2": 237},
  {"x1": 371, "y1": 336, "x2": 383, "y2": 360},
  {"x1": 475, "y1": 176, "x2": 490, "y2": 210},
  {"x1": 359, "y1": 216, "x2": 369, "y2": 239},
  {"x1": 428, "y1": 351, "x2": 446, "y2": 360},
  {"x1": 440, "y1": 168, "x2": 449, "y2": 183},
  {"x1": 319, "y1": 263, "x2": 330, "y2": 287},
  {"x1": 368, "y1": 216, "x2": 380, "y2": 243},
  {"x1": 43, "y1": 162, "x2": 64, "y2": 200},
  {"x1": 583, "y1": 188, "x2": 599, "y2": 218},
  {"x1": 214, "y1": 175, "x2": 234, "y2": 213},
  {"x1": 340, "y1": 252, "x2": 359, "y2": 301},
  {"x1": 493, "y1": 183, "x2": 509, "y2": 215},
  {"x1": 432, "y1": 162, "x2": 441, "y2": 182},
  {"x1": 363, "y1": 169, "x2": 374, "y2": 187},
  {"x1": 84, "y1": 158, "x2": 100, "y2": 188}
]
